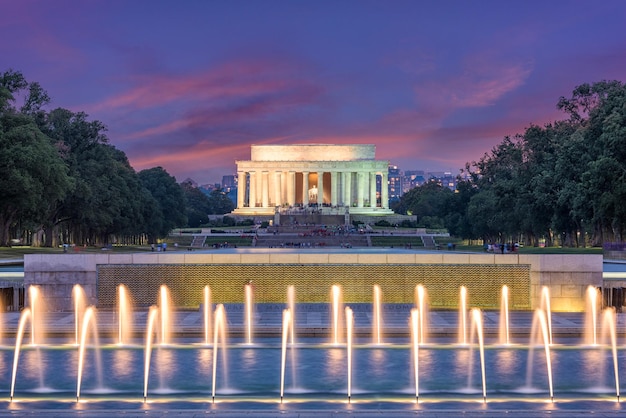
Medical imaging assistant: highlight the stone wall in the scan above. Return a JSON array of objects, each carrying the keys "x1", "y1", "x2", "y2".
[{"x1": 24, "y1": 252, "x2": 602, "y2": 312}]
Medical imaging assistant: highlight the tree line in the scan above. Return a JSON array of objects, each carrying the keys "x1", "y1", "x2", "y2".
[
  {"x1": 0, "y1": 70, "x2": 232, "y2": 247},
  {"x1": 394, "y1": 80, "x2": 626, "y2": 247}
]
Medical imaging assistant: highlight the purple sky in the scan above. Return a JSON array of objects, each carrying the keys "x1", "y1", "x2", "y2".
[{"x1": 2, "y1": 0, "x2": 626, "y2": 185}]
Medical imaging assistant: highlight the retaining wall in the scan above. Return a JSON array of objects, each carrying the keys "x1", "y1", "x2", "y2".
[{"x1": 24, "y1": 251, "x2": 602, "y2": 312}]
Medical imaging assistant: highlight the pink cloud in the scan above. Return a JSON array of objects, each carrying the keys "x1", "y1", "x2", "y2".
[{"x1": 89, "y1": 60, "x2": 308, "y2": 113}]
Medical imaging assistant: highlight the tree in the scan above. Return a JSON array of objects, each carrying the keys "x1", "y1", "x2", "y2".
[
  {"x1": 393, "y1": 181, "x2": 452, "y2": 229},
  {"x1": 206, "y1": 188, "x2": 235, "y2": 215},
  {"x1": 182, "y1": 181, "x2": 211, "y2": 227},
  {"x1": 0, "y1": 71, "x2": 71, "y2": 246},
  {"x1": 139, "y1": 167, "x2": 187, "y2": 241}
]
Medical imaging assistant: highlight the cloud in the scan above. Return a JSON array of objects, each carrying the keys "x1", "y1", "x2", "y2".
[{"x1": 89, "y1": 60, "x2": 313, "y2": 113}]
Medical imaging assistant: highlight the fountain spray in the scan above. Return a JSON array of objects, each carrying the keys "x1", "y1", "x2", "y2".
[
  {"x1": 346, "y1": 306, "x2": 353, "y2": 403},
  {"x1": 410, "y1": 308, "x2": 420, "y2": 402},
  {"x1": 280, "y1": 309, "x2": 291, "y2": 403},
  {"x1": 10, "y1": 308, "x2": 32, "y2": 401}
]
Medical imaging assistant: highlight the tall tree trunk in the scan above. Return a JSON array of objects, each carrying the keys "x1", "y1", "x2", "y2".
[{"x1": 31, "y1": 227, "x2": 44, "y2": 247}]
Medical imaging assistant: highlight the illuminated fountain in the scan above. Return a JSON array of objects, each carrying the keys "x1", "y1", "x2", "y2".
[
  {"x1": 526, "y1": 308, "x2": 554, "y2": 401},
  {"x1": 540, "y1": 286, "x2": 553, "y2": 345},
  {"x1": 244, "y1": 284, "x2": 254, "y2": 345},
  {"x1": 287, "y1": 285, "x2": 296, "y2": 345},
  {"x1": 601, "y1": 308, "x2": 620, "y2": 401},
  {"x1": 585, "y1": 285, "x2": 600, "y2": 346},
  {"x1": 117, "y1": 284, "x2": 134, "y2": 345},
  {"x1": 458, "y1": 286, "x2": 468, "y2": 345},
  {"x1": 279, "y1": 308, "x2": 291, "y2": 403},
  {"x1": 3, "y1": 283, "x2": 625, "y2": 413},
  {"x1": 158, "y1": 285, "x2": 173, "y2": 345},
  {"x1": 372, "y1": 285, "x2": 383, "y2": 345},
  {"x1": 212, "y1": 303, "x2": 229, "y2": 402},
  {"x1": 499, "y1": 285, "x2": 510, "y2": 345},
  {"x1": 331, "y1": 284, "x2": 343, "y2": 345},
  {"x1": 415, "y1": 284, "x2": 428, "y2": 345},
  {"x1": 72, "y1": 285, "x2": 86, "y2": 346},
  {"x1": 410, "y1": 308, "x2": 420, "y2": 401},
  {"x1": 345, "y1": 306, "x2": 354, "y2": 403},
  {"x1": 76, "y1": 306, "x2": 102, "y2": 402},
  {"x1": 469, "y1": 308, "x2": 487, "y2": 403},
  {"x1": 203, "y1": 285, "x2": 212, "y2": 346}
]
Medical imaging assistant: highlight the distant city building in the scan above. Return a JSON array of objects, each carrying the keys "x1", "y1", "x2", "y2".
[
  {"x1": 221, "y1": 175, "x2": 236, "y2": 192},
  {"x1": 403, "y1": 170, "x2": 426, "y2": 193},
  {"x1": 388, "y1": 165, "x2": 403, "y2": 202}
]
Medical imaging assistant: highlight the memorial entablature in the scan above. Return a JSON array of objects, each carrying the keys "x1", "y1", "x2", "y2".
[{"x1": 232, "y1": 144, "x2": 394, "y2": 216}]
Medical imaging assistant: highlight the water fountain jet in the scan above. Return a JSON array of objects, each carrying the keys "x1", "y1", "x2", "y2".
[
  {"x1": 527, "y1": 308, "x2": 554, "y2": 402},
  {"x1": 287, "y1": 285, "x2": 296, "y2": 345},
  {"x1": 539, "y1": 287, "x2": 553, "y2": 345},
  {"x1": 470, "y1": 308, "x2": 487, "y2": 403},
  {"x1": 331, "y1": 285, "x2": 343, "y2": 345},
  {"x1": 601, "y1": 308, "x2": 620, "y2": 401},
  {"x1": 410, "y1": 308, "x2": 419, "y2": 401},
  {"x1": 10, "y1": 307, "x2": 32, "y2": 401},
  {"x1": 415, "y1": 285, "x2": 428, "y2": 345},
  {"x1": 585, "y1": 285, "x2": 600, "y2": 346},
  {"x1": 158, "y1": 286, "x2": 172, "y2": 345},
  {"x1": 212, "y1": 304, "x2": 228, "y2": 403},
  {"x1": 499, "y1": 285, "x2": 510, "y2": 345},
  {"x1": 73, "y1": 285, "x2": 86, "y2": 346},
  {"x1": 245, "y1": 284, "x2": 254, "y2": 345},
  {"x1": 203, "y1": 285, "x2": 212, "y2": 345},
  {"x1": 372, "y1": 285, "x2": 383, "y2": 345},
  {"x1": 458, "y1": 286, "x2": 468, "y2": 345},
  {"x1": 117, "y1": 284, "x2": 133, "y2": 345},
  {"x1": 143, "y1": 306, "x2": 159, "y2": 402},
  {"x1": 345, "y1": 306, "x2": 353, "y2": 403},
  {"x1": 280, "y1": 308, "x2": 291, "y2": 403},
  {"x1": 76, "y1": 306, "x2": 98, "y2": 402}
]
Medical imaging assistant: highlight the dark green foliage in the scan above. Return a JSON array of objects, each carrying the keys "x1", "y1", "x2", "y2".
[
  {"x1": 182, "y1": 181, "x2": 211, "y2": 228},
  {"x1": 438, "y1": 80, "x2": 626, "y2": 247},
  {"x1": 0, "y1": 69, "x2": 191, "y2": 246},
  {"x1": 138, "y1": 167, "x2": 187, "y2": 241}
]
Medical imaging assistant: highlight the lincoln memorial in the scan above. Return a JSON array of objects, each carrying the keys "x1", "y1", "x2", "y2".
[{"x1": 232, "y1": 144, "x2": 394, "y2": 216}]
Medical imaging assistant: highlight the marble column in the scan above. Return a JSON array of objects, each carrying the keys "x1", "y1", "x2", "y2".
[
  {"x1": 274, "y1": 171, "x2": 282, "y2": 207},
  {"x1": 343, "y1": 172, "x2": 352, "y2": 207},
  {"x1": 262, "y1": 171, "x2": 269, "y2": 208},
  {"x1": 317, "y1": 171, "x2": 324, "y2": 206},
  {"x1": 282, "y1": 171, "x2": 288, "y2": 205},
  {"x1": 237, "y1": 171, "x2": 246, "y2": 208},
  {"x1": 302, "y1": 171, "x2": 309, "y2": 206},
  {"x1": 288, "y1": 171, "x2": 296, "y2": 206},
  {"x1": 330, "y1": 172, "x2": 338, "y2": 206},
  {"x1": 249, "y1": 171, "x2": 257, "y2": 208},
  {"x1": 357, "y1": 172, "x2": 364, "y2": 207},
  {"x1": 370, "y1": 172, "x2": 377, "y2": 208},
  {"x1": 381, "y1": 172, "x2": 388, "y2": 209}
]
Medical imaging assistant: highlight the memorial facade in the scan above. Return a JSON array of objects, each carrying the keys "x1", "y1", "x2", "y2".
[{"x1": 232, "y1": 144, "x2": 394, "y2": 216}]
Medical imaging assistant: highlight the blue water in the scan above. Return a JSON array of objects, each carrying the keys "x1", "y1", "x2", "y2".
[{"x1": 0, "y1": 338, "x2": 624, "y2": 412}]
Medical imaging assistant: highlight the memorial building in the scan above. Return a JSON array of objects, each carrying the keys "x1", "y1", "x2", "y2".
[{"x1": 232, "y1": 144, "x2": 394, "y2": 217}]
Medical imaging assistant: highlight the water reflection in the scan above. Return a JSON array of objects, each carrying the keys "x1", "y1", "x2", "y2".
[
  {"x1": 112, "y1": 349, "x2": 135, "y2": 379},
  {"x1": 368, "y1": 348, "x2": 387, "y2": 378},
  {"x1": 196, "y1": 347, "x2": 212, "y2": 376},
  {"x1": 495, "y1": 349, "x2": 516, "y2": 375},
  {"x1": 155, "y1": 348, "x2": 175, "y2": 389},
  {"x1": 326, "y1": 347, "x2": 345, "y2": 382}
]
